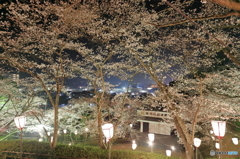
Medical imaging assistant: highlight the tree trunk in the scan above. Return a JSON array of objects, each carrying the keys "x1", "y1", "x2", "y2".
[
  {"x1": 185, "y1": 142, "x2": 194, "y2": 159},
  {"x1": 50, "y1": 106, "x2": 59, "y2": 149},
  {"x1": 97, "y1": 108, "x2": 104, "y2": 148},
  {"x1": 173, "y1": 116, "x2": 194, "y2": 159}
]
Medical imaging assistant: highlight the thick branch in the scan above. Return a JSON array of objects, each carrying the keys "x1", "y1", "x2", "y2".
[
  {"x1": 208, "y1": 0, "x2": 240, "y2": 11},
  {"x1": 0, "y1": 95, "x2": 10, "y2": 112},
  {"x1": 147, "y1": 12, "x2": 240, "y2": 28},
  {"x1": 164, "y1": 0, "x2": 240, "y2": 67}
]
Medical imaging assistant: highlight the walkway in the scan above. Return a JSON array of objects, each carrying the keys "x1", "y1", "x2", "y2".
[{"x1": 137, "y1": 132, "x2": 183, "y2": 153}]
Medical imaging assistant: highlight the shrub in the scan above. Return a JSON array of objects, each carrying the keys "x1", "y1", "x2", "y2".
[
  {"x1": 0, "y1": 140, "x2": 181, "y2": 159},
  {"x1": 233, "y1": 121, "x2": 240, "y2": 131}
]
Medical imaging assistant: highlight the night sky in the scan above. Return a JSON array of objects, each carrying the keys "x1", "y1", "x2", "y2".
[{"x1": 63, "y1": 73, "x2": 173, "y2": 89}]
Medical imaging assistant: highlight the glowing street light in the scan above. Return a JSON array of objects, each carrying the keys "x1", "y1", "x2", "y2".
[
  {"x1": 74, "y1": 130, "x2": 78, "y2": 143},
  {"x1": 148, "y1": 133, "x2": 155, "y2": 142},
  {"x1": 232, "y1": 137, "x2": 238, "y2": 145},
  {"x1": 148, "y1": 133, "x2": 155, "y2": 153},
  {"x1": 194, "y1": 138, "x2": 201, "y2": 159},
  {"x1": 166, "y1": 150, "x2": 171, "y2": 157},
  {"x1": 132, "y1": 140, "x2": 137, "y2": 150},
  {"x1": 102, "y1": 123, "x2": 114, "y2": 159},
  {"x1": 63, "y1": 129, "x2": 67, "y2": 143},
  {"x1": 14, "y1": 116, "x2": 26, "y2": 159},
  {"x1": 215, "y1": 142, "x2": 220, "y2": 149}
]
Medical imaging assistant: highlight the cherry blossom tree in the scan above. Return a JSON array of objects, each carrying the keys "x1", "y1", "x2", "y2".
[
  {"x1": 71, "y1": 90, "x2": 142, "y2": 149},
  {"x1": 26, "y1": 100, "x2": 90, "y2": 144},
  {"x1": 0, "y1": 1, "x2": 100, "y2": 148},
  {"x1": 76, "y1": 1, "x2": 240, "y2": 158},
  {"x1": 1, "y1": 1, "x2": 240, "y2": 158},
  {"x1": 71, "y1": 47, "x2": 141, "y2": 147},
  {"x1": 0, "y1": 75, "x2": 44, "y2": 134}
]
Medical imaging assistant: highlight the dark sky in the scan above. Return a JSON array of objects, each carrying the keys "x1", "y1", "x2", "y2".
[{"x1": 63, "y1": 73, "x2": 174, "y2": 89}]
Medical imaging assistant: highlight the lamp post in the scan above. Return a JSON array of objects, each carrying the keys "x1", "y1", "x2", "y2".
[
  {"x1": 74, "y1": 130, "x2": 78, "y2": 143},
  {"x1": 85, "y1": 127, "x2": 89, "y2": 141},
  {"x1": 211, "y1": 120, "x2": 226, "y2": 159},
  {"x1": 194, "y1": 138, "x2": 201, "y2": 159},
  {"x1": 63, "y1": 129, "x2": 67, "y2": 143},
  {"x1": 14, "y1": 116, "x2": 26, "y2": 159},
  {"x1": 102, "y1": 123, "x2": 114, "y2": 159},
  {"x1": 215, "y1": 142, "x2": 220, "y2": 149},
  {"x1": 148, "y1": 133, "x2": 155, "y2": 153}
]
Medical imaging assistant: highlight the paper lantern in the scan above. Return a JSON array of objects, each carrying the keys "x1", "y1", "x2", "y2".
[
  {"x1": 211, "y1": 121, "x2": 226, "y2": 139},
  {"x1": 132, "y1": 143, "x2": 137, "y2": 150},
  {"x1": 14, "y1": 116, "x2": 26, "y2": 130},
  {"x1": 102, "y1": 123, "x2": 114, "y2": 142},
  {"x1": 232, "y1": 137, "x2": 238, "y2": 145},
  {"x1": 194, "y1": 138, "x2": 201, "y2": 148},
  {"x1": 148, "y1": 133, "x2": 155, "y2": 142},
  {"x1": 166, "y1": 150, "x2": 171, "y2": 156}
]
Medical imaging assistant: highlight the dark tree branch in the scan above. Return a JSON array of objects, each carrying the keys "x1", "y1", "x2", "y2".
[
  {"x1": 208, "y1": 0, "x2": 240, "y2": 11},
  {"x1": 146, "y1": 12, "x2": 240, "y2": 28}
]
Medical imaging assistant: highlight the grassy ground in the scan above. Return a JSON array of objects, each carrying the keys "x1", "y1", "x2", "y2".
[
  {"x1": 2, "y1": 123, "x2": 240, "y2": 159},
  {"x1": 111, "y1": 139, "x2": 186, "y2": 158}
]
